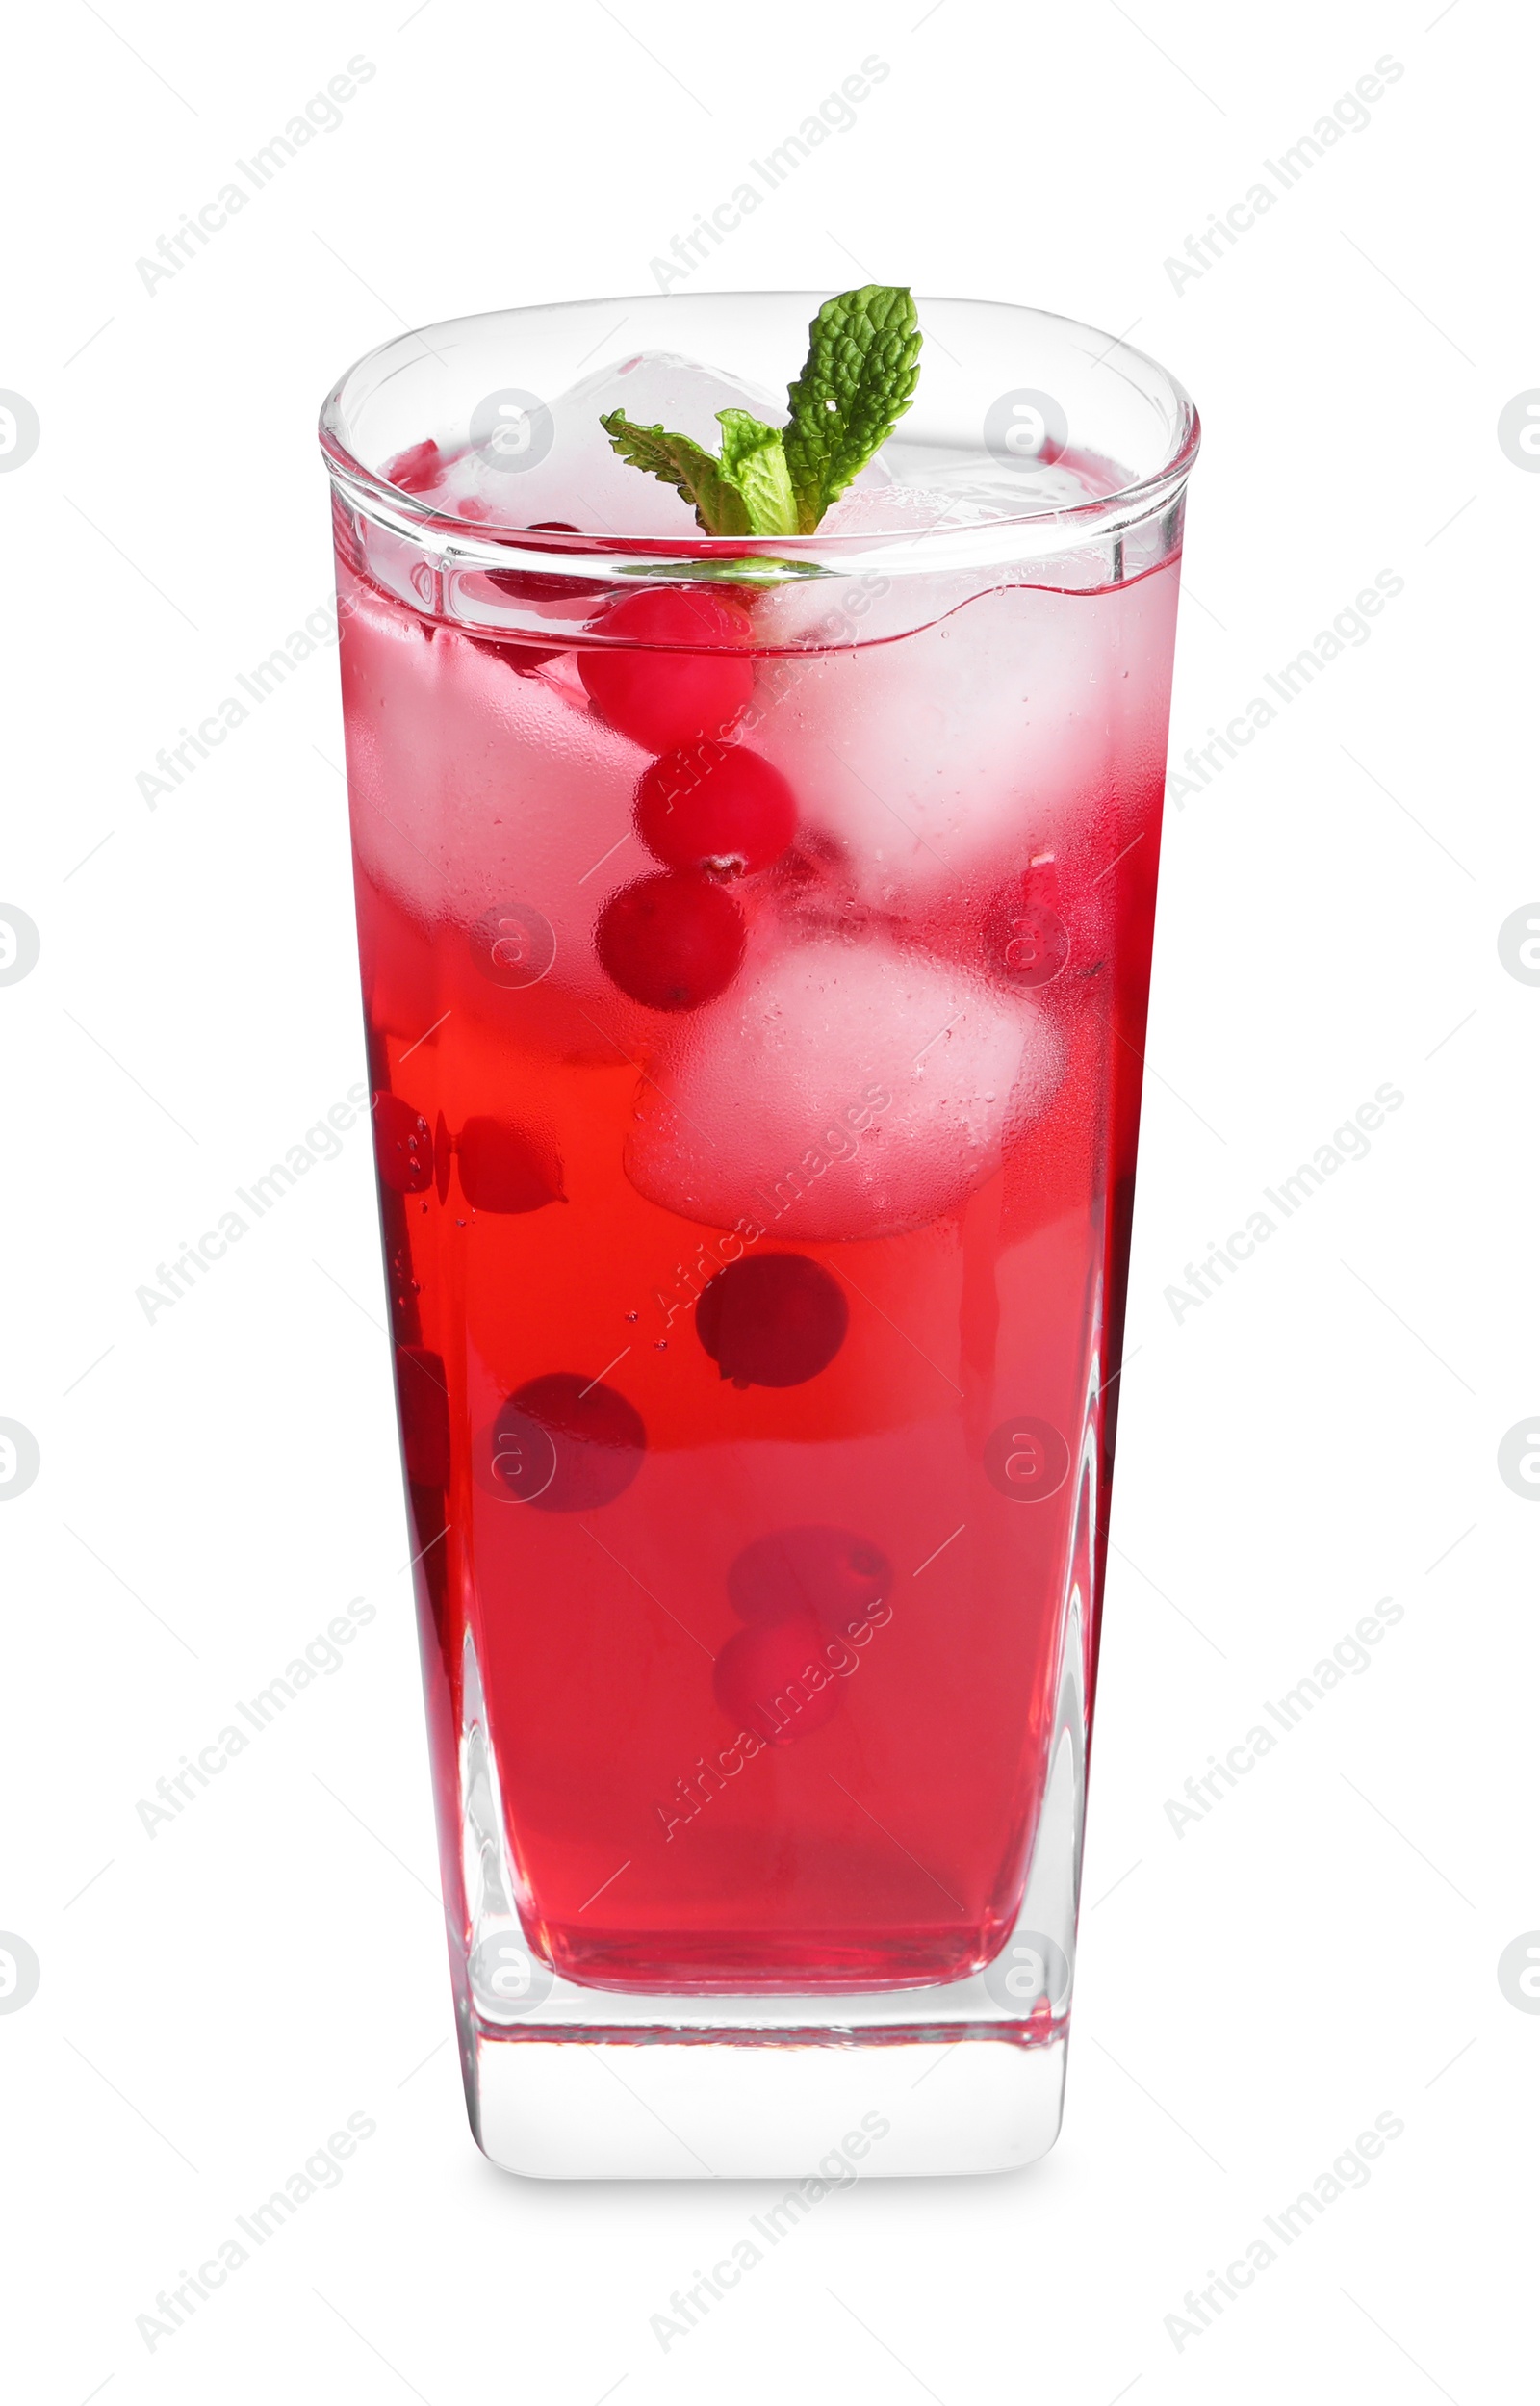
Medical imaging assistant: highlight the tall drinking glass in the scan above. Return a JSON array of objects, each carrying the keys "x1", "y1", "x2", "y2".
[{"x1": 319, "y1": 295, "x2": 1197, "y2": 2178}]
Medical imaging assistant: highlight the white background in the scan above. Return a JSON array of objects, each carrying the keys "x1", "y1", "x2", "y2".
[{"x1": 2, "y1": 1, "x2": 1534, "y2": 2398}]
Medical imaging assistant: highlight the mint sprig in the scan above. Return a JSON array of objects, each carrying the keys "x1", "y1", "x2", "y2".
[
  {"x1": 715, "y1": 408, "x2": 799, "y2": 535},
  {"x1": 595, "y1": 416, "x2": 756, "y2": 536},
  {"x1": 782, "y1": 285, "x2": 923, "y2": 532},
  {"x1": 599, "y1": 284, "x2": 921, "y2": 537}
]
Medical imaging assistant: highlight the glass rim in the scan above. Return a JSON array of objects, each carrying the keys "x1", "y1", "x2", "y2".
[{"x1": 318, "y1": 290, "x2": 1200, "y2": 586}]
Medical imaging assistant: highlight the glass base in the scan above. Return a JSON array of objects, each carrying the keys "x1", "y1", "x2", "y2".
[
  {"x1": 465, "y1": 2011, "x2": 1066, "y2": 2180},
  {"x1": 450, "y1": 1590, "x2": 1088, "y2": 2179}
]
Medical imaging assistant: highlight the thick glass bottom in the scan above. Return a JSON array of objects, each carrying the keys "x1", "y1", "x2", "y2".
[{"x1": 466, "y1": 2013, "x2": 1066, "y2": 2181}]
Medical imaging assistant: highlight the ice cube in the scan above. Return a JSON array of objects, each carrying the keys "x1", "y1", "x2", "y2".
[
  {"x1": 404, "y1": 352, "x2": 895, "y2": 538},
  {"x1": 437, "y1": 351, "x2": 786, "y2": 537},
  {"x1": 341, "y1": 570, "x2": 656, "y2": 1057},
  {"x1": 816, "y1": 483, "x2": 969, "y2": 536},
  {"x1": 737, "y1": 571, "x2": 1181, "y2": 918},
  {"x1": 624, "y1": 931, "x2": 1062, "y2": 1242},
  {"x1": 808, "y1": 412, "x2": 1122, "y2": 539},
  {"x1": 819, "y1": 459, "x2": 1102, "y2": 535}
]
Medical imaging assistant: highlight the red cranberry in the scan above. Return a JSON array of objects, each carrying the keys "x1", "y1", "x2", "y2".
[
  {"x1": 397, "y1": 1346, "x2": 450, "y2": 1486},
  {"x1": 492, "y1": 1372, "x2": 645, "y2": 1513},
  {"x1": 467, "y1": 634, "x2": 565, "y2": 675},
  {"x1": 595, "y1": 871, "x2": 744, "y2": 1011},
  {"x1": 696, "y1": 1255, "x2": 848, "y2": 1388},
  {"x1": 385, "y1": 438, "x2": 443, "y2": 497},
  {"x1": 713, "y1": 1615, "x2": 843, "y2": 1746},
  {"x1": 635, "y1": 744, "x2": 796, "y2": 877},
  {"x1": 474, "y1": 529, "x2": 591, "y2": 668},
  {"x1": 578, "y1": 588, "x2": 757, "y2": 752},
  {"x1": 456, "y1": 1118, "x2": 564, "y2": 1214},
  {"x1": 728, "y1": 1526, "x2": 892, "y2": 1628},
  {"x1": 373, "y1": 1091, "x2": 434, "y2": 1195},
  {"x1": 485, "y1": 524, "x2": 609, "y2": 607}
]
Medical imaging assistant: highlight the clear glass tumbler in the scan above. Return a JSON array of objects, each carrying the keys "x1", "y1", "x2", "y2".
[{"x1": 319, "y1": 293, "x2": 1197, "y2": 2178}]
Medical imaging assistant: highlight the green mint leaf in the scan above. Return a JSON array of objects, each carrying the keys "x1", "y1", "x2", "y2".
[
  {"x1": 783, "y1": 285, "x2": 922, "y2": 532},
  {"x1": 715, "y1": 409, "x2": 799, "y2": 537},
  {"x1": 600, "y1": 289, "x2": 922, "y2": 536},
  {"x1": 599, "y1": 405, "x2": 798, "y2": 537},
  {"x1": 599, "y1": 409, "x2": 751, "y2": 536}
]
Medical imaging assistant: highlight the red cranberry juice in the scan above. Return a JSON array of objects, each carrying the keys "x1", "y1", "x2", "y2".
[{"x1": 340, "y1": 552, "x2": 1179, "y2": 1992}]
